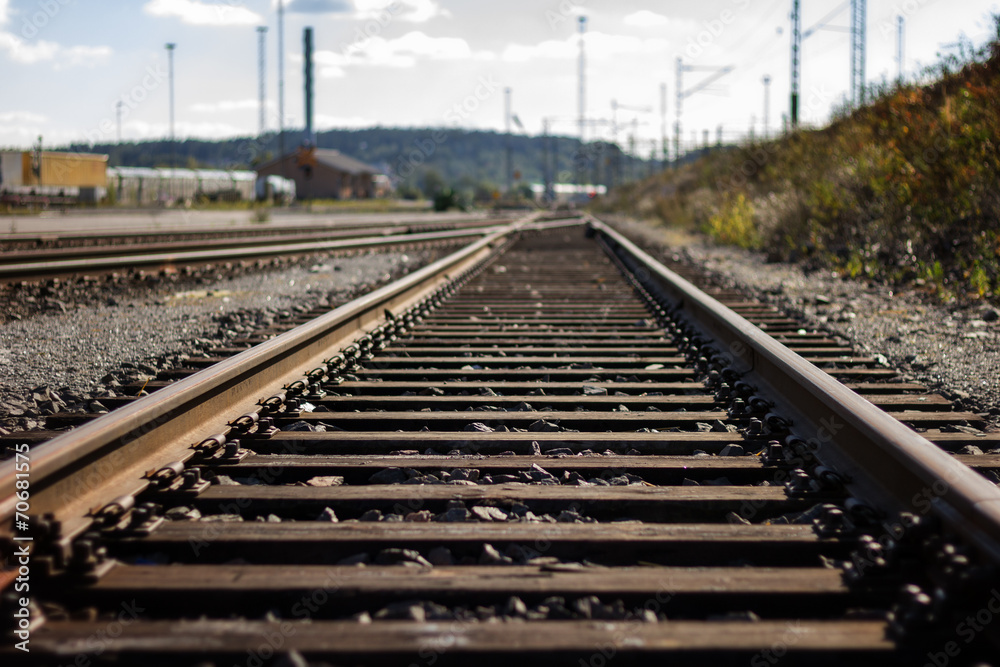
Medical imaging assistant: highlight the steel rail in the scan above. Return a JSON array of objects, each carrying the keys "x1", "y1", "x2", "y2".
[
  {"x1": 5, "y1": 215, "x2": 998, "y2": 662},
  {"x1": 0, "y1": 225, "x2": 506, "y2": 281},
  {"x1": 590, "y1": 217, "x2": 1000, "y2": 561},
  {"x1": 0, "y1": 212, "x2": 502, "y2": 243},
  {"x1": 0, "y1": 219, "x2": 512, "y2": 263},
  {"x1": 0, "y1": 216, "x2": 513, "y2": 251},
  {"x1": 0, "y1": 216, "x2": 546, "y2": 551}
]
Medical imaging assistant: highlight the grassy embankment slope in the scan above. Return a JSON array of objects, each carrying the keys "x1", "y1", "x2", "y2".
[{"x1": 603, "y1": 23, "x2": 1000, "y2": 301}]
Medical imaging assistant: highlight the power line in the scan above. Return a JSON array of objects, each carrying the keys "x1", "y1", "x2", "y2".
[{"x1": 676, "y1": 58, "x2": 735, "y2": 161}]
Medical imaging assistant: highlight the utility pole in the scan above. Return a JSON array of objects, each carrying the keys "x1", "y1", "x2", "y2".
[
  {"x1": 659, "y1": 82, "x2": 667, "y2": 169},
  {"x1": 610, "y1": 99, "x2": 619, "y2": 188},
  {"x1": 578, "y1": 16, "x2": 586, "y2": 143},
  {"x1": 505, "y1": 87, "x2": 512, "y2": 193},
  {"x1": 165, "y1": 42, "x2": 176, "y2": 167},
  {"x1": 675, "y1": 57, "x2": 682, "y2": 163},
  {"x1": 116, "y1": 101, "x2": 123, "y2": 144},
  {"x1": 542, "y1": 118, "x2": 552, "y2": 203},
  {"x1": 762, "y1": 75, "x2": 772, "y2": 139},
  {"x1": 896, "y1": 15, "x2": 905, "y2": 82},
  {"x1": 612, "y1": 100, "x2": 651, "y2": 186},
  {"x1": 676, "y1": 57, "x2": 734, "y2": 163},
  {"x1": 795, "y1": 0, "x2": 857, "y2": 121},
  {"x1": 278, "y1": 0, "x2": 285, "y2": 162},
  {"x1": 850, "y1": 0, "x2": 867, "y2": 105},
  {"x1": 551, "y1": 123, "x2": 559, "y2": 198},
  {"x1": 257, "y1": 26, "x2": 267, "y2": 138},
  {"x1": 790, "y1": 0, "x2": 800, "y2": 128},
  {"x1": 303, "y1": 27, "x2": 314, "y2": 145}
]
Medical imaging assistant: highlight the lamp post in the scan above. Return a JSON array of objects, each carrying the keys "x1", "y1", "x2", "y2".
[
  {"x1": 762, "y1": 75, "x2": 771, "y2": 139},
  {"x1": 165, "y1": 42, "x2": 176, "y2": 167}
]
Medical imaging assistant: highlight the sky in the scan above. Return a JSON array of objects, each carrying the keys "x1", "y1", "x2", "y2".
[{"x1": 1, "y1": 0, "x2": 998, "y2": 158}]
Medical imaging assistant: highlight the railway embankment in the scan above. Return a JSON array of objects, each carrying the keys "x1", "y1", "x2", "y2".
[{"x1": 603, "y1": 19, "x2": 1000, "y2": 302}]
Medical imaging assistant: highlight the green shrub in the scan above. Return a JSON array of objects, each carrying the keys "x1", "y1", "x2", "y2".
[{"x1": 706, "y1": 193, "x2": 759, "y2": 249}]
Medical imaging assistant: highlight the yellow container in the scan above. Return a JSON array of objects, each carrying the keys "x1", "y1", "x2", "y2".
[{"x1": 21, "y1": 151, "x2": 108, "y2": 188}]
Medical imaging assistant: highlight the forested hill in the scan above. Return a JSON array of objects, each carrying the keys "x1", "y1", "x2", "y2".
[{"x1": 66, "y1": 127, "x2": 650, "y2": 197}]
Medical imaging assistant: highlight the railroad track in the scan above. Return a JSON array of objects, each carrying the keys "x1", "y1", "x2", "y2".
[
  {"x1": 3, "y1": 215, "x2": 1000, "y2": 665},
  {"x1": 0, "y1": 217, "x2": 522, "y2": 282},
  {"x1": 0, "y1": 213, "x2": 505, "y2": 252}
]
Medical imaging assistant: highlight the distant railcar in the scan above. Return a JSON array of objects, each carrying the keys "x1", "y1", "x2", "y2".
[
  {"x1": 107, "y1": 167, "x2": 258, "y2": 206},
  {"x1": 255, "y1": 174, "x2": 296, "y2": 203},
  {"x1": 0, "y1": 150, "x2": 107, "y2": 206}
]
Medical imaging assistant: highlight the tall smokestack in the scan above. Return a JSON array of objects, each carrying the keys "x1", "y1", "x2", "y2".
[
  {"x1": 577, "y1": 16, "x2": 586, "y2": 142},
  {"x1": 303, "y1": 27, "x2": 314, "y2": 145}
]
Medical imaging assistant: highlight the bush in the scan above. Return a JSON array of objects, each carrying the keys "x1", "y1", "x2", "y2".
[
  {"x1": 608, "y1": 15, "x2": 1000, "y2": 300},
  {"x1": 706, "y1": 193, "x2": 759, "y2": 249}
]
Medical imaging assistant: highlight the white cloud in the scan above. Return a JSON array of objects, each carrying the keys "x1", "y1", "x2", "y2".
[
  {"x1": 0, "y1": 110, "x2": 47, "y2": 124},
  {"x1": 285, "y1": 0, "x2": 352, "y2": 13},
  {"x1": 623, "y1": 10, "x2": 670, "y2": 27},
  {"x1": 0, "y1": 0, "x2": 8, "y2": 26},
  {"x1": 314, "y1": 30, "x2": 482, "y2": 75},
  {"x1": 191, "y1": 99, "x2": 274, "y2": 113},
  {"x1": 502, "y1": 32, "x2": 669, "y2": 63},
  {"x1": 0, "y1": 33, "x2": 57, "y2": 62},
  {"x1": 314, "y1": 113, "x2": 379, "y2": 130},
  {"x1": 143, "y1": 0, "x2": 263, "y2": 26},
  {"x1": 355, "y1": 0, "x2": 449, "y2": 23},
  {"x1": 501, "y1": 38, "x2": 574, "y2": 62},
  {"x1": 126, "y1": 119, "x2": 248, "y2": 140},
  {"x1": 0, "y1": 33, "x2": 112, "y2": 66}
]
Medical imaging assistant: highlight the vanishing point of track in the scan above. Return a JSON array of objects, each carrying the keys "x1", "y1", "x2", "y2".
[{"x1": 3, "y1": 214, "x2": 1000, "y2": 665}]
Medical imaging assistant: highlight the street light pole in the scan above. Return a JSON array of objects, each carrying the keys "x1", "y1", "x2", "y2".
[
  {"x1": 505, "y1": 87, "x2": 512, "y2": 193},
  {"x1": 762, "y1": 75, "x2": 771, "y2": 139},
  {"x1": 116, "y1": 101, "x2": 123, "y2": 145},
  {"x1": 165, "y1": 42, "x2": 176, "y2": 168},
  {"x1": 257, "y1": 26, "x2": 267, "y2": 138}
]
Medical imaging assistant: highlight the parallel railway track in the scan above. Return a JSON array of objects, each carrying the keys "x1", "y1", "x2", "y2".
[
  {"x1": 0, "y1": 214, "x2": 505, "y2": 252},
  {"x1": 3, "y1": 216, "x2": 1000, "y2": 665},
  {"x1": 0, "y1": 216, "x2": 519, "y2": 282}
]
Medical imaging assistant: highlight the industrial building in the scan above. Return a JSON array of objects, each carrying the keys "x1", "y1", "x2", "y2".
[{"x1": 255, "y1": 147, "x2": 383, "y2": 200}]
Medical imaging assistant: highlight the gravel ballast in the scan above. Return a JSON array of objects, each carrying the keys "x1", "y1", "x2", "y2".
[
  {"x1": 609, "y1": 217, "x2": 1000, "y2": 423},
  {"x1": 0, "y1": 250, "x2": 438, "y2": 434}
]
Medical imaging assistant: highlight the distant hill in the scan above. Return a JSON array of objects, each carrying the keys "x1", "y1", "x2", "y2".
[{"x1": 65, "y1": 127, "x2": 654, "y2": 199}]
